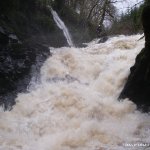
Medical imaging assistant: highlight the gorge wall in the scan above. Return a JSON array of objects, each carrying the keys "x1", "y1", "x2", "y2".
[
  {"x1": 119, "y1": 5, "x2": 150, "y2": 112},
  {"x1": 0, "y1": 0, "x2": 96, "y2": 109}
]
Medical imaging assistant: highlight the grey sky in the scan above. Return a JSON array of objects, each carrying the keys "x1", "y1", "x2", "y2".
[{"x1": 114, "y1": 0, "x2": 144, "y2": 14}]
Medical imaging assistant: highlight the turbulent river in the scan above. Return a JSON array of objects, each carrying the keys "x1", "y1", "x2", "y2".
[{"x1": 0, "y1": 35, "x2": 150, "y2": 150}]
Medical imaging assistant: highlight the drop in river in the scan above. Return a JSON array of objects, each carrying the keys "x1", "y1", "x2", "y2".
[
  {"x1": 0, "y1": 35, "x2": 150, "y2": 150},
  {"x1": 50, "y1": 7, "x2": 74, "y2": 47}
]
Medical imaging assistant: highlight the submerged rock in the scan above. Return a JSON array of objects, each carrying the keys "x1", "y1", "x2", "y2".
[{"x1": 119, "y1": 5, "x2": 150, "y2": 112}]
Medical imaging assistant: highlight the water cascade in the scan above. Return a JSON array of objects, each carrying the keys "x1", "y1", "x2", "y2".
[
  {"x1": 50, "y1": 8, "x2": 74, "y2": 47},
  {"x1": 0, "y1": 35, "x2": 150, "y2": 150}
]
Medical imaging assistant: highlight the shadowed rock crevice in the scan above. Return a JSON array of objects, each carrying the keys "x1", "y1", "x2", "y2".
[{"x1": 119, "y1": 5, "x2": 150, "y2": 112}]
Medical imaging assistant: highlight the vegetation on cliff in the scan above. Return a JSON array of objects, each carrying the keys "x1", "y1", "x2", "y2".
[{"x1": 109, "y1": 4, "x2": 144, "y2": 35}]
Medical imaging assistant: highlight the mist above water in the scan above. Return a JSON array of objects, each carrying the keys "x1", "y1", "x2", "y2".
[{"x1": 0, "y1": 35, "x2": 149, "y2": 150}]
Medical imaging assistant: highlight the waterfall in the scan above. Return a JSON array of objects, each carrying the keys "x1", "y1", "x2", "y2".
[
  {"x1": 50, "y1": 8, "x2": 74, "y2": 47},
  {"x1": 0, "y1": 35, "x2": 150, "y2": 150}
]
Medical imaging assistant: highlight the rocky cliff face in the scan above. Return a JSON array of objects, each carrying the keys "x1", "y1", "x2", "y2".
[
  {"x1": 119, "y1": 5, "x2": 150, "y2": 112},
  {"x1": 0, "y1": 4, "x2": 68, "y2": 110},
  {"x1": 0, "y1": 25, "x2": 52, "y2": 110},
  {"x1": 0, "y1": 0, "x2": 97, "y2": 110}
]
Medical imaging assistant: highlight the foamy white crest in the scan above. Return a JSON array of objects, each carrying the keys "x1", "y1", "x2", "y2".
[{"x1": 0, "y1": 35, "x2": 150, "y2": 150}]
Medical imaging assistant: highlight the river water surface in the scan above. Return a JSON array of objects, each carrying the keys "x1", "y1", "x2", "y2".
[{"x1": 0, "y1": 35, "x2": 149, "y2": 150}]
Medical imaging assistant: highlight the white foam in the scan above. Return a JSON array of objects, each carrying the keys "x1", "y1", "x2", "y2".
[{"x1": 0, "y1": 35, "x2": 149, "y2": 150}]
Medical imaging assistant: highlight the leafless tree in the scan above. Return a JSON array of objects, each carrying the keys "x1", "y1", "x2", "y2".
[{"x1": 64, "y1": 0, "x2": 118, "y2": 27}]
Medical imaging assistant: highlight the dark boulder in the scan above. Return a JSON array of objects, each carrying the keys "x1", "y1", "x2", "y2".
[
  {"x1": 119, "y1": 5, "x2": 150, "y2": 112},
  {"x1": 96, "y1": 25, "x2": 108, "y2": 43},
  {"x1": 98, "y1": 36, "x2": 108, "y2": 43},
  {"x1": 0, "y1": 27, "x2": 51, "y2": 110},
  {"x1": 0, "y1": 26, "x2": 9, "y2": 46}
]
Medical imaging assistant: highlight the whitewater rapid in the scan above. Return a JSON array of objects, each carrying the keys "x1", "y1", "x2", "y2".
[{"x1": 0, "y1": 35, "x2": 150, "y2": 150}]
